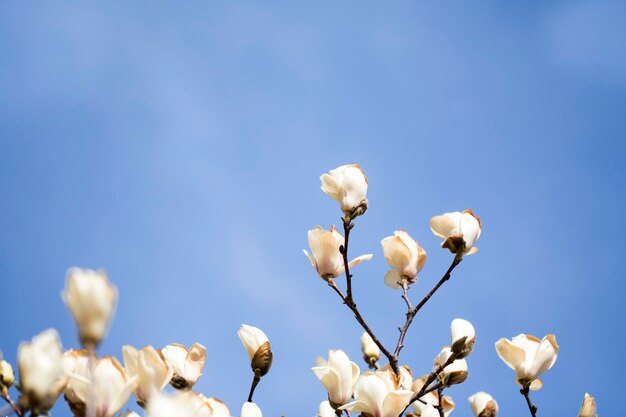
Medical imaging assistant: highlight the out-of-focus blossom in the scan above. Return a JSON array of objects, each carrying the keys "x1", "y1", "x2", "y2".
[
  {"x1": 360, "y1": 332, "x2": 380, "y2": 368},
  {"x1": 468, "y1": 392, "x2": 498, "y2": 417},
  {"x1": 197, "y1": 394, "x2": 232, "y2": 417},
  {"x1": 304, "y1": 226, "x2": 372, "y2": 280},
  {"x1": 434, "y1": 347, "x2": 468, "y2": 386},
  {"x1": 161, "y1": 343, "x2": 207, "y2": 389},
  {"x1": 339, "y1": 370, "x2": 414, "y2": 417},
  {"x1": 71, "y1": 356, "x2": 137, "y2": 417},
  {"x1": 240, "y1": 402, "x2": 262, "y2": 417},
  {"x1": 381, "y1": 230, "x2": 426, "y2": 288},
  {"x1": 312, "y1": 350, "x2": 360, "y2": 407},
  {"x1": 147, "y1": 391, "x2": 202, "y2": 417},
  {"x1": 119, "y1": 411, "x2": 141, "y2": 417},
  {"x1": 0, "y1": 356, "x2": 14, "y2": 389},
  {"x1": 578, "y1": 393, "x2": 597, "y2": 417},
  {"x1": 320, "y1": 164, "x2": 368, "y2": 219},
  {"x1": 429, "y1": 211, "x2": 481, "y2": 255},
  {"x1": 379, "y1": 364, "x2": 413, "y2": 391},
  {"x1": 495, "y1": 334, "x2": 559, "y2": 390},
  {"x1": 411, "y1": 376, "x2": 455, "y2": 417},
  {"x1": 62, "y1": 349, "x2": 90, "y2": 416},
  {"x1": 450, "y1": 319, "x2": 475, "y2": 358},
  {"x1": 238, "y1": 325, "x2": 273, "y2": 376},
  {"x1": 18, "y1": 329, "x2": 67, "y2": 413},
  {"x1": 123, "y1": 345, "x2": 173, "y2": 404},
  {"x1": 62, "y1": 267, "x2": 118, "y2": 347},
  {"x1": 317, "y1": 400, "x2": 335, "y2": 417},
  {"x1": 418, "y1": 403, "x2": 441, "y2": 417}
]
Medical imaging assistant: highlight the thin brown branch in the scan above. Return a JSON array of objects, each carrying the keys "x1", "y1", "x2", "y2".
[
  {"x1": 1, "y1": 390, "x2": 23, "y2": 417},
  {"x1": 520, "y1": 387, "x2": 538, "y2": 417},
  {"x1": 436, "y1": 386, "x2": 445, "y2": 417},
  {"x1": 339, "y1": 218, "x2": 354, "y2": 302},
  {"x1": 247, "y1": 369, "x2": 261, "y2": 402}
]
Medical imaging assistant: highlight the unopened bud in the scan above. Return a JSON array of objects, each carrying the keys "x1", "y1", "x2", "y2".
[
  {"x1": 251, "y1": 341, "x2": 273, "y2": 377},
  {"x1": 0, "y1": 359, "x2": 14, "y2": 389},
  {"x1": 434, "y1": 347, "x2": 468, "y2": 387},
  {"x1": 469, "y1": 392, "x2": 498, "y2": 417},
  {"x1": 450, "y1": 318, "x2": 476, "y2": 358},
  {"x1": 578, "y1": 393, "x2": 597, "y2": 417},
  {"x1": 360, "y1": 332, "x2": 380, "y2": 368},
  {"x1": 238, "y1": 325, "x2": 273, "y2": 377}
]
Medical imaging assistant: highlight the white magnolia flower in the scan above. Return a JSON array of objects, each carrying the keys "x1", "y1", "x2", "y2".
[
  {"x1": 578, "y1": 393, "x2": 597, "y2": 417},
  {"x1": 317, "y1": 400, "x2": 335, "y2": 417},
  {"x1": 238, "y1": 325, "x2": 273, "y2": 376},
  {"x1": 450, "y1": 318, "x2": 475, "y2": 358},
  {"x1": 197, "y1": 394, "x2": 232, "y2": 417},
  {"x1": 495, "y1": 334, "x2": 559, "y2": 390},
  {"x1": 240, "y1": 402, "x2": 262, "y2": 417},
  {"x1": 360, "y1": 332, "x2": 381, "y2": 367},
  {"x1": 0, "y1": 358, "x2": 14, "y2": 389},
  {"x1": 62, "y1": 267, "x2": 118, "y2": 347},
  {"x1": 304, "y1": 226, "x2": 373, "y2": 279},
  {"x1": 429, "y1": 210, "x2": 481, "y2": 255},
  {"x1": 62, "y1": 349, "x2": 90, "y2": 415},
  {"x1": 147, "y1": 391, "x2": 203, "y2": 417},
  {"x1": 18, "y1": 329, "x2": 67, "y2": 412},
  {"x1": 381, "y1": 230, "x2": 426, "y2": 288},
  {"x1": 339, "y1": 370, "x2": 414, "y2": 417},
  {"x1": 312, "y1": 350, "x2": 360, "y2": 406},
  {"x1": 161, "y1": 342, "x2": 207, "y2": 389},
  {"x1": 123, "y1": 345, "x2": 173, "y2": 404},
  {"x1": 434, "y1": 347, "x2": 468, "y2": 386},
  {"x1": 411, "y1": 376, "x2": 455, "y2": 417},
  {"x1": 71, "y1": 356, "x2": 137, "y2": 417},
  {"x1": 320, "y1": 164, "x2": 368, "y2": 218},
  {"x1": 468, "y1": 392, "x2": 498, "y2": 417}
]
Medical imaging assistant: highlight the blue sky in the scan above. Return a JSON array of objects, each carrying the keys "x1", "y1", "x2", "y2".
[{"x1": 1, "y1": 1, "x2": 625, "y2": 416}]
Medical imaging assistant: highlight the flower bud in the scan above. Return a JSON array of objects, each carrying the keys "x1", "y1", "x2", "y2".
[
  {"x1": 241, "y1": 401, "x2": 262, "y2": 417},
  {"x1": 18, "y1": 329, "x2": 67, "y2": 413},
  {"x1": 0, "y1": 359, "x2": 14, "y2": 390},
  {"x1": 468, "y1": 392, "x2": 498, "y2": 417},
  {"x1": 381, "y1": 230, "x2": 426, "y2": 288},
  {"x1": 317, "y1": 400, "x2": 335, "y2": 417},
  {"x1": 123, "y1": 345, "x2": 173, "y2": 405},
  {"x1": 578, "y1": 393, "x2": 597, "y2": 417},
  {"x1": 450, "y1": 318, "x2": 475, "y2": 358},
  {"x1": 238, "y1": 325, "x2": 272, "y2": 376},
  {"x1": 147, "y1": 391, "x2": 204, "y2": 417},
  {"x1": 304, "y1": 226, "x2": 372, "y2": 280},
  {"x1": 430, "y1": 210, "x2": 481, "y2": 255},
  {"x1": 434, "y1": 347, "x2": 467, "y2": 386},
  {"x1": 161, "y1": 343, "x2": 207, "y2": 389},
  {"x1": 62, "y1": 267, "x2": 118, "y2": 348},
  {"x1": 312, "y1": 350, "x2": 360, "y2": 407},
  {"x1": 360, "y1": 332, "x2": 380, "y2": 368},
  {"x1": 320, "y1": 164, "x2": 368, "y2": 220}
]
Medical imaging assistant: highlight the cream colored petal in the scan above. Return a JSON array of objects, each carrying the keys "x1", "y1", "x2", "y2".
[
  {"x1": 382, "y1": 390, "x2": 414, "y2": 417},
  {"x1": 528, "y1": 335, "x2": 558, "y2": 380},
  {"x1": 338, "y1": 400, "x2": 370, "y2": 415},
  {"x1": 495, "y1": 338, "x2": 525, "y2": 371},
  {"x1": 320, "y1": 173, "x2": 341, "y2": 202},
  {"x1": 381, "y1": 235, "x2": 412, "y2": 271},
  {"x1": 429, "y1": 213, "x2": 461, "y2": 239},
  {"x1": 348, "y1": 254, "x2": 374, "y2": 269},
  {"x1": 384, "y1": 270, "x2": 402, "y2": 289},
  {"x1": 460, "y1": 211, "x2": 481, "y2": 249},
  {"x1": 529, "y1": 379, "x2": 543, "y2": 391}
]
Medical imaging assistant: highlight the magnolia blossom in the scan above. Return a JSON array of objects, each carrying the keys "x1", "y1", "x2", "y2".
[
  {"x1": 578, "y1": 393, "x2": 597, "y2": 417},
  {"x1": 197, "y1": 395, "x2": 232, "y2": 417},
  {"x1": 304, "y1": 226, "x2": 373, "y2": 279},
  {"x1": 62, "y1": 267, "x2": 118, "y2": 347},
  {"x1": 62, "y1": 349, "x2": 90, "y2": 415},
  {"x1": 411, "y1": 375, "x2": 455, "y2": 417},
  {"x1": 161, "y1": 342, "x2": 207, "y2": 389},
  {"x1": 450, "y1": 318, "x2": 475, "y2": 358},
  {"x1": 0, "y1": 357, "x2": 14, "y2": 389},
  {"x1": 240, "y1": 402, "x2": 262, "y2": 417},
  {"x1": 379, "y1": 364, "x2": 413, "y2": 391},
  {"x1": 238, "y1": 325, "x2": 273, "y2": 376},
  {"x1": 468, "y1": 392, "x2": 498, "y2": 417},
  {"x1": 320, "y1": 164, "x2": 368, "y2": 218},
  {"x1": 429, "y1": 210, "x2": 481, "y2": 255},
  {"x1": 495, "y1": 334, "x2": 559, "y2": 390},
  {"x1": 18, "y1": 329, "x2": 67, "y2": 412},
  {"x1": 360, "y1": 332, "x2": 381, "y2": 367},
  {"x1": 339, "y1": 370, "x2": 414, "y2": 417},
  {"x1": 123, "y1": 345, "x2": 173, "y2": 404},
  {"x1": 434, "y1": 347, "x2": 468, "y2": 386},
  {"x1": 312, "y1": 350, "x2": 360, "y2": 407},
  {"x1": 70, "y1": 356, "x2": 137, "y2": 417},
  {"x1": 381, "y1": 230, "x2": 426, "y2": 288},
  {"x1": 317, "y1": 400, "x2": 335, "y2": 417},
  {"x1": 147, "y1": 391, "x2": 204, "y2": 417}
]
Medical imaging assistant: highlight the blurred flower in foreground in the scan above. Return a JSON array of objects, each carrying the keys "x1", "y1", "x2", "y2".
[
  {"x1": 434, "y1": 347, "x2": 468, "y2": 386},
  {"x1": 238, "y1": 325, "x2": 273, "y2": 377},
  {"x1": 312, "y1": 350, "x2": 360, "y2": 407},
  {"x1": 304, "y1": 226, "x2": 373, "y2": 280},
  {"x1": 240, "y1": 401, "x2": 262, "y2": 417},
  {"x1": 339, "y1": 370, "x2": 414, "y2": 417},
  {"x1": 18, "y1": 328, "x2": 67, "y2": 413},
  {"x1": 62, "y1": 267, "x2": 118, "y2": 348},
  {"x1": 411, "y1": 375, "x2": 455, "y2": 417},
  {"x1": 0, "y1": 355, "x2": 14, "y2": 390},
  {"x1": 430, "y1": 210, "x2": 481, "y2": 255},
  {"x1": 360, "y1": 332, "x2": 380, "y2": 368},
  {"x1": 495, "y1": 333, "x2": 558, "y2": 390},
  {"x1": 450, "y1": 318, "x2": 475, "y2": 358},
  {"x1": 317, "y1": 400, "x2": 335, "y2": 417},
  {"x1": 197, "y1": 394, "x2": 232, "y2": 417},
  {"x1": 468, "y1": 392, "x2": 498, "y2": 417},
  {"x1": 70, "y1": 356, "x2": 137, "y2": 417},
  {"x1": 147, "y1": 391, "x2": 201, "y2": 417},
  {"x1": 161, "y1": 343, "x2": 207, "y2": 389},
  {"x1": 123, "y1": 345, "x2": 173, "y2": 405},
  {"x1": 381, "y1": 230, "x2": 426, "y2": 289},
  {"x1": 62, "y1": 349, "x2": 90, "y2": 416},
  {"x1": 320, "y1": 164, "x2": 368, "y2": 219},
  {"x1": 419, "y1": 403, "x2": 442, "y2": 417},
  {"x1": 578, "y1": 393, "x2": 597, "y2": 417}
]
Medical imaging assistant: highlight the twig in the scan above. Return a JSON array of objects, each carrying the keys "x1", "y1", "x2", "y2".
[
  {"x1": 1, "y1": 390, "x2": 23, "y2": 417},
  {"x1": 436, "y1": 386, "x2": 445, "y2": 417},
  {"x1": 247, "y1": 369, "x2": 261, "y2": 403},
  {"x1": 520, "y1": 387, "x2": 538, "y2": 417},
  {"x1": 339, "y1": 218, "x2": 354, "y2": 302}
]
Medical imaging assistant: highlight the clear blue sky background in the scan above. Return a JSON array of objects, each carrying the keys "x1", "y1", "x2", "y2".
[{"x1": 1, "y1": 1, "x2": 624, "y2": 416}]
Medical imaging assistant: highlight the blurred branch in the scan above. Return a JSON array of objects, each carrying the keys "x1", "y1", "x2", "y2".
[{"x1": 1, "y1": 389, "x2": 23, "y2": 417}]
